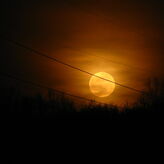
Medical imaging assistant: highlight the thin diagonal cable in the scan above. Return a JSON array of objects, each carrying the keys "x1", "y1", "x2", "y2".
[
  {"x1": 0, "y1": 72, "x2": 108, "y2": 105},
  {"x1": 0, "y1": 35, "x2": 144, "y2": 94}
]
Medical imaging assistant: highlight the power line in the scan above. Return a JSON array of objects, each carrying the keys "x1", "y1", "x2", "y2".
[
  {"x1": 0, "y1": 72, "x2": 108, "y2": 105},
  {"x1": 0, "y1": 35, "x2": 144, "y2": 94}
]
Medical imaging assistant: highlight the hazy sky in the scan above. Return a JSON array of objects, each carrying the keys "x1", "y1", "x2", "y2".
[{"x1": 0, "y1": 0, "x2": 163, "y2": 105}]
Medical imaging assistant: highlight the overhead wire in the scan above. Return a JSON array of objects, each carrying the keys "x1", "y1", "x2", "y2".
[
  {"x1": 0, "y1": 35, "x2": 144, "y2": 94},
  {"x1": 0, "y1": 71, "x2": 109, "y2": 105}
]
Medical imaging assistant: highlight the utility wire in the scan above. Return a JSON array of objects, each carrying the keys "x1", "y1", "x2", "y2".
[
  {"x1": 0, "y1": 72, "x2": 108, "y2": 105},
  {"x1": 0, "y1": 35, "x2": 144, "y2": 94}
]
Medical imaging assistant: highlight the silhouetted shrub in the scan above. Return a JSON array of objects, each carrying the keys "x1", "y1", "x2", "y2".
[{"x1": 1, "y1": 78, "x2": 164, "y2": 120}]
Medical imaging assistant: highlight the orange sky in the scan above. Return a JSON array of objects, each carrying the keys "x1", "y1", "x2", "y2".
[{"x1": 1, "y1": 0, "x2": 163, "y2": 105}]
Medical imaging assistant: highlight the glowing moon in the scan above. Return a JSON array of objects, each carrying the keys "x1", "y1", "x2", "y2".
[{"x1": 89, "y1": 72, "x2": 115, "y2": 97}]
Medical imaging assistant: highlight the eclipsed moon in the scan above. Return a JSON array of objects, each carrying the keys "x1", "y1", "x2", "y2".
[{"x1": 89, "y1": 72, "x2": 115, "y2": 97}]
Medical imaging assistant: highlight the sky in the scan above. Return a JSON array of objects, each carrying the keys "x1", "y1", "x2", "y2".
[{"x1": 0, "y1": 0, "x2": 163, "y2": 105}]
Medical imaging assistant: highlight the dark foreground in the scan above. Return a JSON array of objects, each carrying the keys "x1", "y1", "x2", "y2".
[{"x1": 1, "y1": 86, "x2": 163, "y2": 123}]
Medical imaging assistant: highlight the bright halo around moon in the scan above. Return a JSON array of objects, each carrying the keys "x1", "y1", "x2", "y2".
[{"x1": 89, "y1": 72, "x2": 115, "y2": 98}]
